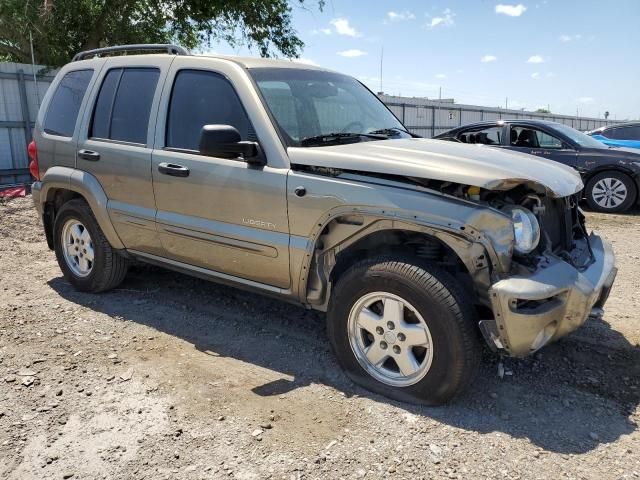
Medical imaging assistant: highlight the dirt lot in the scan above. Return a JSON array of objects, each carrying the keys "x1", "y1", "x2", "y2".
[{"x1": 1, "y1": 196, "x2": 639, "y2": 480}]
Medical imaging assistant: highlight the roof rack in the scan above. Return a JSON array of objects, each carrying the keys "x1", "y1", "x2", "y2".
[{"x1": 72, "y1": 44, "x2": 189, "y2": 62}]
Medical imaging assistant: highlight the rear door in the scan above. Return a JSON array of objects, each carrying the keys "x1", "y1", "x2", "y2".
[
  {"x1": 76, "y1": 56, "x2": 173, "y2": 255},
  {"x1": 150, "y1": 58, "x2": 291, "y2": 289},
  {"x1": 506, "y1": 124, "x2": 579, "y2": 168}
]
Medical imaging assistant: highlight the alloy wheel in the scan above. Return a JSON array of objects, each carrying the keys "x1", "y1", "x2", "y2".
[
  {"x1": 61, "y1": 219, "x2": 94, "y2": 277},
  {"x1": 592, "y1": 177, "x2": 628, "y2": 209},
  {"x1": 347, "y1": 292, "x2": 434, "y2": 387}
]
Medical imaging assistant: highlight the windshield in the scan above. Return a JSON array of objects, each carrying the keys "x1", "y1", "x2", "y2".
[
  {"x1": 250, "y1": 68, "x2": 410, "y2": 147},
  {"x1": 552, "y1": 123, "x2": 609, "y2": 149}
]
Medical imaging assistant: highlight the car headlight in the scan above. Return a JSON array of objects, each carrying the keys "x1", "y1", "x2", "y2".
[{"x1": 504, "y1": 206, "x2": 540, "y2": 254}]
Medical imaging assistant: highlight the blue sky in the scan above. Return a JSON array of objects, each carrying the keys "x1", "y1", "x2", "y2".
[{"x1": 208, "y1": 1, "x2": 639, "y2": 120}]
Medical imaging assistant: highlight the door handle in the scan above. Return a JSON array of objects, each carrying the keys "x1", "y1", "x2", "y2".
[
  {"x1": 158, "y1": 162, "x2": 190, "y2": 177},
  {"x1": 78, "y1": 149, "x2": 100, "y2": 161}
]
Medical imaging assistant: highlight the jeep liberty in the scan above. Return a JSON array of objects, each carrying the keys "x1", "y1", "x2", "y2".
[{"x1": 30, "y1": 45, "x2": 617, "y2": 404}]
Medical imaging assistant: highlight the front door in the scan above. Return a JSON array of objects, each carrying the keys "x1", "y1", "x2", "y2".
[
  {"x1": 507, "y1": 124, "x2": 579, "y2": 168},
  {"x1": 151, "y1": 61, "x2": 291, "y2": 289}
]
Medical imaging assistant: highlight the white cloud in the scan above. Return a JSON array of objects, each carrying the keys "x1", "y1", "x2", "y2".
[
  {"x1": 578, "y1": 97, "x2": 595, "y2": 104},
  {"x1": 330, "y1": 18, "x2": 361, "y2": 37},
  {"x1": 546, "y1": 72, "x2": 555, "y2": 78},
  {"x1": 337, "y1": 49, "x2": 368, "y2": 58},
  {"x1": 531, "y1": 72, "x2": 541, "y2": 79},
  {"x1": 435, "y1": 73, "x2": 447, "y2": 79},
  {"x1": 481, "y1": 55, "x2": 497, "y2": 62},
  {"x1": 387, "y1": 10, "x2": 415, "y2": 21},
  {"x1": 527, "y1": 54, "x2": 545, "y2": 63},
  {"x1": 495, "y1": 4, "x2": 527, "y2": 16},
  {"x1": 427, "y1": 9, "x2": 455, "y2": 28},
  {"x1": 311, "y1": 27, "x2": 332, "y2": 35},
  {"x1": 559, "y1": 34, "x2": 582, "y2": 42}
]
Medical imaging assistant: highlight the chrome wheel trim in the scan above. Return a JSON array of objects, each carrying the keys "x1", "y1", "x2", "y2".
[
  {"x1": 592, "y1": 177, "x2": 628, "y2": 209},
  {"x1": 61, "y1": 219, "x2": 94, "y2": 277},
  {"x1": 347, "y1": 292, "x2": 434, "y2": 387}
]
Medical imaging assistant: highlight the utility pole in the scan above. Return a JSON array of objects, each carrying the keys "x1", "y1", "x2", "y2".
[
  {"x1": 505, "y1": 97, "x2": 508, "y2": 110},
  {"x1": 379, "y1": 46, "x2": 383, "y2": 93}
]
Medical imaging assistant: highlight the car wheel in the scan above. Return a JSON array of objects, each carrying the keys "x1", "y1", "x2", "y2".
[
  {"x1": 327, "y1": 255, "x2": 481, "y2": 405},
  {"x1": 53, "y1": 199, "x2": 129, "y2": 292},
  {"x1": 585, "y1": 171, "x2": 636, "y2": 213}
]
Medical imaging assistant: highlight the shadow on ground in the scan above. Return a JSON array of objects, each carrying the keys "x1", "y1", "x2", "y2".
[{"x1": 49, "y1": 263, "x2": 639, "y2": 455}]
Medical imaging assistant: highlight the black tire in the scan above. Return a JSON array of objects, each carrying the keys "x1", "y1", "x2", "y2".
[
  {"x1": 53, "y1": 198, "x2": 128, "y2": 292},
  {"x1": 327, "y1": 255, "x2": 481, "y2": 405},
  {"x1": 585, "y1": 171, "x2": 636, "y2": 213}
]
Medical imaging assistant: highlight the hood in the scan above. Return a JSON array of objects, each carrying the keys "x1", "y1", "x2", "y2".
[{"x1": 288, "y1": 138, "x2": 583, "y2": 198}]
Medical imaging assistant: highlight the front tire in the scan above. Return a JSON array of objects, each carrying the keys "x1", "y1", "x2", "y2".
[
  {"x1": 585, "y1": 171, "x2": 636, "y2": 213},
  {"x1": 327, "y1": 256, "x2": 481, "y2": 405},
  {"x1": 53, "y1": 199, "x2": 128, "y2": 292}
]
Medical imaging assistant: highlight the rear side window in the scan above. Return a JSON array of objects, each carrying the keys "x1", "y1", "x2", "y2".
[
  {"x1": 607, "y1": 126, "x2": 640, "y2": 140},
  {"x1": 44, "y1": 69, "x2": 93, "y2": 137},
  {"x1": 166, "y1": 70, "x2": 251, "y2": 151},
  {"x1": 90, "y1": 68, "x2": 160, "y2": 144}
]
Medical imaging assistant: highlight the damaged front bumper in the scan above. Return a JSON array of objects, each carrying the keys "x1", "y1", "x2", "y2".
[{"x1": 480, "y1": 233, "x2": 617, "y2": 357}]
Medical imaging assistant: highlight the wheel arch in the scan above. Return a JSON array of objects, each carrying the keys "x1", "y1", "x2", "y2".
[
  {"x1": 39, "y1": 166, "x2": 124, "y2": 249},
  {"x1": 300, "y1": 212, "x2": 493, "y2": 311}
]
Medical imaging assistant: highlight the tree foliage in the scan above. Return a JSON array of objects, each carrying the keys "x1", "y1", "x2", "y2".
[{"x1": 0, "y1": 0, "x2": 322, "y2": 66}]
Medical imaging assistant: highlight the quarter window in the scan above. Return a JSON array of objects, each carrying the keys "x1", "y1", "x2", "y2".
[
  {"x1": 43, "y1": 69, "x2": 93, "y2": 137},
  {"x1": 166, "y1": 70, "x2": 251, "y2": 151},
  {"x1": 90, "y1": 68, "x2": 160, "y2": 144}
]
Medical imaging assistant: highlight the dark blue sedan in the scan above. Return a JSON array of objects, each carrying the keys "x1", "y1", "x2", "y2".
[{"x1": 434, "y1": 119, "x2": 640, "y2": 212}]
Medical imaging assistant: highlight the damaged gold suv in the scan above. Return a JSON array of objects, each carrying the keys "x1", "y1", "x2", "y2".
[{"x1": 30, "y1": 45, "x2": 617, "y2": 404}]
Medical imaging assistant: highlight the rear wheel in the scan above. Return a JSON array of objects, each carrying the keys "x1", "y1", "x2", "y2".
[
  {"x1": 327, "y1": 256, "x2": 481, "y2": 405},
  {"x1": 585, "y1": 171, "x2": 636, "y2": 213},
  {"x1": 54, "y1": 199, "x2": 128, "y2": 292}
]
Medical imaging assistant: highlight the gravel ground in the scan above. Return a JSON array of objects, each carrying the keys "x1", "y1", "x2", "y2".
[{"x1": 1, "y1": 196, "x2": 639, "y2": 480}]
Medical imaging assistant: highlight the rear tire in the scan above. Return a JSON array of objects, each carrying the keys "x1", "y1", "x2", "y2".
[
  {"x1": 585, "y1": 171, "x2": 636, "y2": 213},
  {"x1": 53, "y1": 199, "x2": 128, "y2": 292},
  {"x1": 327, "y1": 255, "x2": 481, "y2": 405}
]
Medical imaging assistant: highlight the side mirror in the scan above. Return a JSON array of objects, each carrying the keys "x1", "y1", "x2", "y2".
[{"x1": 198, "y1": 125, "x2": 264, "y2": 165}]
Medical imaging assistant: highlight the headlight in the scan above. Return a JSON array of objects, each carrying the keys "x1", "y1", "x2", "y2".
[{"x1": 504, "y1": 206, "x2": 540, "y2": 254}]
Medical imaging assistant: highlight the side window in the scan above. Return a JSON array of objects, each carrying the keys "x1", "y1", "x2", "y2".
[
  {"x1": 612, "y1": 126, "x2": 640, "y2": 140},
  {"x1": 534, "y1": 129, "x2": 563, "y2": 148},
  {"x1": 90, "y1": 68, "x2": 160, "y2": 144},
  {"x1": 510, "y1": 127, "x2": 563, "y2": 149},
  {"x1": 459, "y1": 126, "x2": 502, "y2": 145},
  {"x1": 166, "y1": 70, "x2": 251, "y2": 151},
  {"x1": 599, "y1": 128, "x2": 613, "y2": 138},
  {"x1": 603, "y1": 127, "x2": 620, "y2": 139},
  {"x1": 43, "y1": 69, "x2": 93, "y2": 137}
]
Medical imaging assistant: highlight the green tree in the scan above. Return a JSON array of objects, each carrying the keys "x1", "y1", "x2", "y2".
[
  {"x1": 0, "y1": 0, "x2": 323, "y2": 67},
  {"x1": 535, "y1": 108, "x2": 550, "y2": 114}
]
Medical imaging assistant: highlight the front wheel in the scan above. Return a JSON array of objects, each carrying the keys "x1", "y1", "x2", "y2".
[
  {"x1": 327, "y1": 256, "x2": 481, "y2": 405},
  {"x1": 585, "y1": 171, "x2": 636, "y2": 213}
]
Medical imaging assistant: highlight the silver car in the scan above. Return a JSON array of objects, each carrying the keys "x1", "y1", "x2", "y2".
[{"x1": 30, "y1": 44, "x2": 616, "y2": 404}]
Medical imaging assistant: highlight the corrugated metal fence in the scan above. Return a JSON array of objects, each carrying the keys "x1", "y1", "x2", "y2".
[
  {"x1": 0, "y1": 62, "x2": 625, "y2": 188},
  {"x1": 0, "y1": 63, "x2": 55, "y2": 188},
  {"x1": 380, "y1": 94, "x2": 618, "y2": 138}
]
